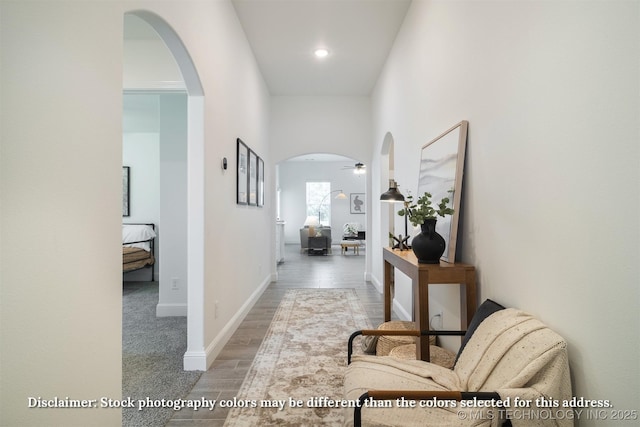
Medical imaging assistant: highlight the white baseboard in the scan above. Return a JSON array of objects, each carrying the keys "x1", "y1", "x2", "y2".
[
  {"x1": 393, "y1": 298, "x2": 411, "y2": 321},
  {"x1": 364, "y1": 271, "x2": 372, "y2": 283},
  {"x1": 369, "y1": 273, "x2": 410, "y2": 320},
  {"x1": 183, "y1": 349, "x2": 207, "y2": 371},
  {"x1": 156, "y1": 303, "x2": 188, "y2": 317},
  {"x1": 183, "y1": 274, "x2": 271, "y2": 371},
  {"x1": 370, "y1": 273, "x2": 383, "y2": 294}
]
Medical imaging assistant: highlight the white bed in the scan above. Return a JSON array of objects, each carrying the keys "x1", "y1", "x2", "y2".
[{"x1": 122, "y1": 223, "x2": 156, "y2": 281}]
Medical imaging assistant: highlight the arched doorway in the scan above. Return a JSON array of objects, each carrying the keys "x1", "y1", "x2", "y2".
[
  {"x1": 124, "y1": 10, "x2": 206, "y2": 370},
  {"x1": 275, "y1": 152, "x2": 368, "y2": 279}
]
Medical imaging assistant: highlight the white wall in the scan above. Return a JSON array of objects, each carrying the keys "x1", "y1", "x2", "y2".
[
  {"x1": 0, "y1": 1, "x2": 271, "y2": 424},
  {"x1": 122, "y1": 134, "x2": 160, "y2": 226},
  {"x1": 180, "y1": 1, "x2": 272, "y2": 366},
  {"x1": 270, "y1": 96, "x2": 371, "y2": 164},
  {"x1": 0, "y1": 2, "x2": 124, "y2": 426},
  {"x1": 370, "y1": 1, "x2": 639, "y2": 423},
  {"x1": 278, "y1": 160, "x2": 366, "y2": 244},
  {"x1": 158, "y1": 93, "x2": 188, "y2": 316}
]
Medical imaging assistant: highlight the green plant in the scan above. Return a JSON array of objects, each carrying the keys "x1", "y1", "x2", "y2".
[
  {"x1": 397, "y1": 192, "x2": 454, "y2": 227},
  {"x1": 345, "y1": 223, "x2": 359, "y2": 236}
]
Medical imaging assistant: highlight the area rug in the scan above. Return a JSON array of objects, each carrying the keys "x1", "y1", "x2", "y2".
[
  {"x1": 122, "y1": 283, "x2": 202, "y2": 427},
  {"x1": 224, "y1": 289, "x2": 372, "y2": 426}
]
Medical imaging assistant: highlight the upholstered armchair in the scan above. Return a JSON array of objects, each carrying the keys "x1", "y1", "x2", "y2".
[{"x1": 344, "y1": 300, "x2": 572, "y2": 426}]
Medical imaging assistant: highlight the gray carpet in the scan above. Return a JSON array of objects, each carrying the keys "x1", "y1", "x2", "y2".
[{"x1": 122, "y1": 282, "x2": 202, "y2": 427}]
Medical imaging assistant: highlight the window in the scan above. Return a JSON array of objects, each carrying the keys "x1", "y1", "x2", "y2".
[{"x1": 306, "y1": 182, "x2": 331, "y2": 226}]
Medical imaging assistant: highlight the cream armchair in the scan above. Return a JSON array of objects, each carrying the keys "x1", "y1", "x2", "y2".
[{"x1": 344, "y1": 300, "x2": 572, "y2": 426}]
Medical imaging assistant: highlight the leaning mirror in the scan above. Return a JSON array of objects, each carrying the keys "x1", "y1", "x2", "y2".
[{"x1": 417, "y1": 121, "x2": 468, "y2": 263}]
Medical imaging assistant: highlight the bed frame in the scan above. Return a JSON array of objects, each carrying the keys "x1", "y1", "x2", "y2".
[{"x1": 122, "y1": 223, "x2": 156, "y2": 281}]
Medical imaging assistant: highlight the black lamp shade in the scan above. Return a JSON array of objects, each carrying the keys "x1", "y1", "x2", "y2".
[{"x1": 380, "y1": 180, "x2": 405, "y2": 202}]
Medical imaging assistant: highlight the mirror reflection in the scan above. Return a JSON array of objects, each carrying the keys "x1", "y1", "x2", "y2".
[{"x1": 417, "y1": 121, "x2": 468, "y2": 262}]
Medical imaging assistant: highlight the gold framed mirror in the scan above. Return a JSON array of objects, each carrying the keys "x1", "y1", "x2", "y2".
[{"x1": 417, "y1": 120, "x2": 468, "y2": 263}]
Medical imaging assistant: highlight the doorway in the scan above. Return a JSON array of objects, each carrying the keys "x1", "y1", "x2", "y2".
[
  {"x1": 276, "y1": 153, "x2": 368, "y2": 279},
  {"x1": 123, "y1": 10, "x2": 206, "y2": 370}
]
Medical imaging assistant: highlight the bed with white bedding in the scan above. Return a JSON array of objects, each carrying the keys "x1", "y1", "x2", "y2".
[{"x1": 122, "y1": 223, "x2": 156, "y2": 281}]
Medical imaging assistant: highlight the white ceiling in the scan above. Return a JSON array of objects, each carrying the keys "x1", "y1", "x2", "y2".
[
  {"x1": 231, "y1": 0, "x2": 412, "y2": 96},
  {"x1": 124, "y1": 2, "x2": 412, "y2": 163},
  {"x1": 288, "y1": 153, "x2": 352, "y2": 162},
  {"x1": 124, "y1": 1, "x2": 412, "y2": 95}
]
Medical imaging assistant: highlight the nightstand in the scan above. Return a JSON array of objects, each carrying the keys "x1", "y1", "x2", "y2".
[{"x1": 308, "y1": 236, "x2": 329, "y2": 255}]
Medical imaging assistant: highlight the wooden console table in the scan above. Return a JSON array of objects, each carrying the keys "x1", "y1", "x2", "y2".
[{"x1": 383, "y1": 247, "x2": 477, "y2": 362}]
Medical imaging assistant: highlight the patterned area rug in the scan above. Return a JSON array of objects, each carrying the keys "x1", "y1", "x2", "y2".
[{"x1": 224, "y1": 289, "x2": 372, "y2": 426}]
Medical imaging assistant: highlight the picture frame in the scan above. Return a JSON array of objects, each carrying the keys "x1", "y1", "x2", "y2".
[
  {"x1": 257, "y1": 156, "x2": 265, "y2": 207},
  {"x1": 350, "y1": 193, "x2": 365, "y2": 214},
  {"x1": 236, "y1": 139, "x2": 248, "y2": 205},
  {"x1": 122, "y1": 166, "x2": 130, "y2": 217},
  {"x1": 248, "y1": 149, "x2": 258, "y2": 206}
]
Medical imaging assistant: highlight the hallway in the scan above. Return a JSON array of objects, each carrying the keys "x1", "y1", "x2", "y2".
[{"x1": 167, "y1": 243, "x2": 385, "y2": 426}]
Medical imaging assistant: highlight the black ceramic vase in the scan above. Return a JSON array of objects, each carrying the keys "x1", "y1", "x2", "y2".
[{"x1": 411, "y1": 218, "x2": 445, "y2": 264}]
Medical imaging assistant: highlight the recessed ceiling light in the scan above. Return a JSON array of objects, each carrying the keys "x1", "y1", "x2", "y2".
[{"x1": 314, "y1": 48, "x2": 329, "y2": 58}]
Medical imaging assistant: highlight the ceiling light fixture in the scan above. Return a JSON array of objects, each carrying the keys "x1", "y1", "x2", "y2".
[{"x1": 314, "y1": 48, "x2": 329, "y2": 58}]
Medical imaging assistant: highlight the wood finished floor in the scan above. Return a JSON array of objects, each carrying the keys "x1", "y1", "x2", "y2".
[{"x1": 166, "y1": 244, "x2": 390, "y2": 426}]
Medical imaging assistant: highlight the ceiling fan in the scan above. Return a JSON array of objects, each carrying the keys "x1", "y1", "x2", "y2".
[{"x1": 342, "y1": 162, "x2": 366, "y2": 174}]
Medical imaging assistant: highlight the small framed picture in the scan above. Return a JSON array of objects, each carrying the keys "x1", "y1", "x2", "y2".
[
  {"x1": 122, "y1": 166, "x2": 130, "y2": 217},
  {"x1": 248, "y1": 149, "x2": 258, "y2": 206},
  {"x1": 257, "y1": 157, "x2": 265, "y2": 207},
  {"x1": 350, "y1": 193, "x2": 365, "y2": 214},
  {"x1": 237, "y1": 139, "x2": 248, "y2": 205}
]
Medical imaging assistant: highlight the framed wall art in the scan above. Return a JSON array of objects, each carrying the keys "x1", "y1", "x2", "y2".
[
  {"x1": 350, "y1": 193, "x2": 365, "y2": 214},
  {"x1": 236, "y1": 138, "x2": 248, "y2": 204},
  {"x1": 122, "y1": 166, "x2": 130, "y2": 217},
  {"x1": 257, "y1": 157, "x2": 264, "y2": 207},
  {"x1": 248, "y1": 149, "x2": 258, "y2": 206}
]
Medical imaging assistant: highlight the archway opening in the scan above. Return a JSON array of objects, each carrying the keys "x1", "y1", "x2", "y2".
[
  {"x1": 123, "y1": 10, "x2": 206, "y2": 371},
  {"x1": 275, "y1": 152, "x2": 368, "y2": 278}
]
